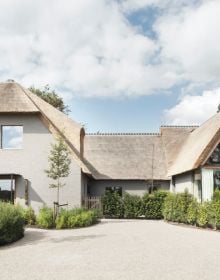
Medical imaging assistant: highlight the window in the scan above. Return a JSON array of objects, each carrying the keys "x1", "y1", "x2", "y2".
[
  {"x1": 0, "y1": 179, "x2": 15, "y2": 203},
  {"x1": 214, "y1": 170, "x2": 220, "y2": 190},
  {"x1": 207, "y1": 144, "x2": 220, "y2": 164},
  {"x1": 105, "y1": 186, "x2": 122, "y2": 196},
  {"x1": 1, "y1": 126, "x2": 23, "y2": 149}
]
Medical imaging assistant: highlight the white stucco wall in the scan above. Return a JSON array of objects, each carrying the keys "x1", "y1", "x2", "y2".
[
  {"x1": 88, "y1": 180, "x2": 170, "y2": 197},
  {"x1": 0, "y1": 114, "x2": 82, "y2": 212},
  {"x1": 173, "y1": 170, "x2": 202, "y2": 201},
  {"x1": 201, "y1": 168, "x2": 213, "y2": 201},
  {"x1": 174, "y1": 172, "x2": 194, "y2": 194}
]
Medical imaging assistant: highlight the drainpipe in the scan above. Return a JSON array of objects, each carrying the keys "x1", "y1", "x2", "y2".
[{"x1": 10, "y1": 174, "x2": 13, "y2": 203}]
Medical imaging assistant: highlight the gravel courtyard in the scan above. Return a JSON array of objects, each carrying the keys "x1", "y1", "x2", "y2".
[{"x1": 1, "y1": 220, "x2": 220, "y2": 280}]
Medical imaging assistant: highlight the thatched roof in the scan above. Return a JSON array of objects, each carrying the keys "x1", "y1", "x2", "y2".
[
  {"x1": 0, "y1": 82, "x2": 90, "y2": 174},
  {"x1": 83, "y1": 133, "x2": 161, "y2": 180},
  {"x1": 0, "y1": 83, "x2": 39, "y2": 113},
  {"x1": 84, "y1": 127, "x2": 196, "y2": 180},
  {"x1": 2, "y1": 82, "x2": 217, "y2": 180},
  {"x1": 168, "y1": 113, "x2": 220, "y2": 176}
]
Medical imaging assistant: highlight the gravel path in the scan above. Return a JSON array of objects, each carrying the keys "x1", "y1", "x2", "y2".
[{"x1": 1, "y1": 220, "x2": 220, "y2": 280}]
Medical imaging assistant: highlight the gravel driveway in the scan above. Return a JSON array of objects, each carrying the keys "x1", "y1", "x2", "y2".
[{"x1": 1, "y1": 220, "x2": 220, "y2": 280}]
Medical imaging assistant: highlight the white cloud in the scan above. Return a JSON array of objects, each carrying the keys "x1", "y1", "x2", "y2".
[
  {"x1": 0, "y1": 0, "x2": 219, "y2": 101},
  {"x1": 0, "y1": 0, "x2": 171, "y2": 97},
  {"x1": 156, "y1": 0, "x2": 220, "y2": 83},
  {"x1": 164, "y1": 88, "x2": 220, "y2": 125}
]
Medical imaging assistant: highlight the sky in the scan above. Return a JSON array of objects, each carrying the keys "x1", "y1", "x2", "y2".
[{"x1": 0, "y1": 0, "x2": 220, "y2": 132}]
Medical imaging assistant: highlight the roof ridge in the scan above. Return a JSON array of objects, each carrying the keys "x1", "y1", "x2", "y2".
[
  {"x1": 86, "y1": 132, "x2": 160, "y2": 136},
  {"x1": 161, "y1": 125, "x2": 199, "y2": 128}
]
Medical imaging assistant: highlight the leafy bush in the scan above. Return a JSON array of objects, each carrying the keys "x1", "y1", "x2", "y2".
[
  {"x1": 213, "y1": 189, "x2": 220, "y2": 202},
  {"x1": 123, "y1": 193, "x2": 143, "y2": 218},
  {"x1": 143, "y1": 191, "x2": 168, "y2": 219},
  {"x1": 102, "y1": 191, "x2": 124, "y2": 218},
  {"x1": 163, "y1": 193, "x2": 175, "y2": 221},
  {"x1": 0, "y1": 202, "x2": 25, "y2": 245},
  {"x1": 197, "y1": 203, "x2": 210, "y2": 227},
  {"x1": 186, "y1": 199, "x2": 198, "y2": 225},
  {"x1": 55, "y1": 209, "x2": 69, "y2": 229},
  {"x1": 56, "y1": 208, "x2": 99, "y2": 229},
  {"x1": 208, "y1": 201, "x2": 220, "y2": 230},
  {"x1": 37, "y1": 206, "x2": 54, "y2": 229},
  {"x1": 163, "y1": 191, "x2": 194, "y2": 223},
  {"x1": 23, "y1": 207, "x2": 36, "y2": 225}
]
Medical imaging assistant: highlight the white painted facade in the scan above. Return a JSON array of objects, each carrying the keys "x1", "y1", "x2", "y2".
[{"x1": 0, "y1": 114, "x2": 83, "y2": 212}]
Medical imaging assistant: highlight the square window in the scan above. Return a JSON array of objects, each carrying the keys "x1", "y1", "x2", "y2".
[{"x1": 1, "y1": 126, "x2": 23, "y2": 149}]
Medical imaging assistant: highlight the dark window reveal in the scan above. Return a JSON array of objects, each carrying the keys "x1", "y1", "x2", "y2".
[
  {"x1": 207, "y1": 144, "x2": 220, "y2": 165},
  {"x1": 105, "y1": 186, "x2": 122, "y2": 196},
  {"x1": 0, "y1": 179, "x2": 15, "y2": 203}
]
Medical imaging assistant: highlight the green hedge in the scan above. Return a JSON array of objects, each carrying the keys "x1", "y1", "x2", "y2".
[
  {"x1": 124, "y1": 193, "x2": 142, "y2": 218},
  {"x1": 56, "y1": 208, "x2": 99, "y2": 229},
  {"x1": 163, "y1": 189, "x2": 220, "y2": 230},
  {"x1": 102, "y1": 190, "x2": 168, "y2": 219},
  {"x1": 37, "y1": 206, "x2": 54, "y2": 229},
  {"x1": 102, "y1": 191, "x2": 124, "y2": 218},
  {"x1": 0, "y1": 202, "x2": 25, "y2": 246},
  {"x1": 143, "y1": 191, "x2": 168, "y2": 219}
]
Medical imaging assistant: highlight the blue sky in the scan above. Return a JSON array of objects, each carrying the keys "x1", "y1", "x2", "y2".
[
  {"x1": 0, "y1": 0, "x2": 220, "y2": 132},
  {"x1": 70, "y1": 91, "x2": 177, "y2": 133}
]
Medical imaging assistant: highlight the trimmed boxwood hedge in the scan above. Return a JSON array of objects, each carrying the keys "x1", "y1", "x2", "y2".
[
  {"x1": 102, "y1": 190, "x2": 168, "y2": 219},
  {"x1": 102, "y1": 191, "x2": 124, "y2": 218},
  {"x1": 142, "y1": 191, "x2": 168, "y2": 219},
  {"x1": 0, "y1": 202, "x2": 25, "y2": 246}
]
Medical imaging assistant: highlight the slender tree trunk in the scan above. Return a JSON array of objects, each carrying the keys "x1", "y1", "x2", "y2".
[{"x1": 56, "y1": 178, "x2": 60, "y2": 216}]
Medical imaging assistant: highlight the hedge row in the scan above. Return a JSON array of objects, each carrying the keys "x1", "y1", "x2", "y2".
[
  {"x1": 30, "y1": 207, "x2": 100, "y2": 229},
  {"x1": 163, "y1": 190, "x2": 220, "y2": 229},
  {"x1": 102, "y1": 190, "x2": 168, "y2": 219}
]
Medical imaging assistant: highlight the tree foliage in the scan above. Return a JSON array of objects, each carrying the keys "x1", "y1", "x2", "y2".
[
  {"x1": 29, "y1": 85, "x2": 70, "y2": 114},
  {"x1": 45, "y1": 137, "x2": 71, "y2": 205}
]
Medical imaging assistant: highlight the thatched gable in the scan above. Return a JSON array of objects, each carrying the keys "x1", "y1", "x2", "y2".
[
  {"x1": 0, "y1": 83, "x2": 39, "y2": 113},
  {"x1": 168, "y1": 113, "x2": 220, "y2": 176}
]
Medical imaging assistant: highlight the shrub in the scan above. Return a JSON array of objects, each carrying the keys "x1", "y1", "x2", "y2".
[
  {"x1": 55, "y1": 209, "x2": 69, "y2": 229},
  {"x1": 213, "y1": 189, "x2": 220, "y2": 202},
  {"x1": 171, "y1": 191, "x2": 194, "y2": 223},
  {"x1": 209, "y1": 201, "x2": 220, "y2": 230},
  {"x1": 23, "y1": 207, "x2": 36, "y2": 225},
  {"x1": 56, "y1": 208, "x2": 99, "y2": 229},
  {"x1": 102, "y1": 191, "x2": 124, "y2": 218},
  {"x1": 187, "y1": 199, "x2": 198, "y2": 225},
  {"x1": 143, "y1": 191, "x2": 168, "y2": 219},
  {"x1": 37, "y1": 206, "x2": 54, "y2": 229},
  {"x1": 0, "y1": 202, "x2": 25, "y2": 245},
  {"x1": 123, "y1": 193, "x2": 143, "y2": 218},
  {"x1": 197, "y1": 203, "x2": 210, "y2": 228},
  {"x1": 163, "y1": 193, "x2": 175, "y2": 221},
  {"x1": 163, "y1": 191, "x2": 194, "y2": 223}
]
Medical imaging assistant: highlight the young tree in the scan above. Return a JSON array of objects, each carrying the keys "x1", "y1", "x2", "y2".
[
  {"x1": 29, "y1": 85, "x2": 70, "y2": 114},
  {"x1": 45, "y1": 137, "x2": 71, "y2": 213}
]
